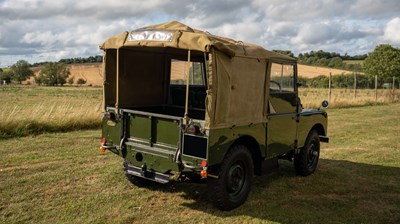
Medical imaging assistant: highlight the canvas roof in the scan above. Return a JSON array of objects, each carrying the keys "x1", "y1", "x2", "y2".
[{"x1": 100, "y1": 21, "x2": 295, "y2": 61}]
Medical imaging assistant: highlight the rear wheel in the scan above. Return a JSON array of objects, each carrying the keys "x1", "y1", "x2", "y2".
[
  {"x1": 210, "y1": 144, "x2": 253, "y2": 211},
  {"x1": 294, "y1": 130, "x2": 320, "y2": 176}
]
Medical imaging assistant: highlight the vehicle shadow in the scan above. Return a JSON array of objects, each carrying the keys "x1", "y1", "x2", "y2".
[{"x1": 150, "y1": 159, "x2": 400, "y2": 223}]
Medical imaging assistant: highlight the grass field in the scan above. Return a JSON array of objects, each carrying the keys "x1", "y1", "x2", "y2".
[
  {"x1": 0, "y1": 103, "x2": 399, "y2": 224},
  {"x1": 299, "y1": 87, "x2": 399, "y2": 108},
  {"x1": 0, "y1": 86, "x2": 398, "y2": 139},
  {"x1": 0, "y1": 86, "x2": 102, "y2": 138},
  {"x1": 343, "y1": 60, "x2": 364, "y2": 65}
]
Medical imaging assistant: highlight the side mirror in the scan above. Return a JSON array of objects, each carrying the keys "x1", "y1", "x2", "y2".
[{"x1": 319, "y1": 100, "x2": 329, "y2": 110}]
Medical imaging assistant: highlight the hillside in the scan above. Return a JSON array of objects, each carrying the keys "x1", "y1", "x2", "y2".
[
  {"x1": 298, "y1": 64, "x2": 354, "y2": 78},
  {"x1": 27, "y1": 63, "x2": 354, "y2": 86},
  {"x1": 28, "y1": 63, "x2": 103, "y2": 86}
]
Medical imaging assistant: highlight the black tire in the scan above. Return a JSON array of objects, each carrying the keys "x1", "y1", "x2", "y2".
[
  {"x1": 123, "y1": 160, "x2": 152, "y2": 187},
  {"x1": 210, "y1": 145, "x2": 253, "y2": 211},
  {"x1": 294, "y1": 130, "x2": 320, "y2": 176}
]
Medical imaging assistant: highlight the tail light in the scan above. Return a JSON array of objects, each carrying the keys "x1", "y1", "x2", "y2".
[
  {"x1": 187, "y1": 125, "x2": 200, "y2": 134},
  {"x1": 104, "y1": 112, "x2": 116, "y2": 120},
  {"x1": 200, "y1": 160, "x2": 207, "y2": 178},
  {"x1": 101, "y1": 138, "x2": 107, "y2": 144},
  {"x1": 99, "y1": 146, "x2": 106, "y2": 153}
]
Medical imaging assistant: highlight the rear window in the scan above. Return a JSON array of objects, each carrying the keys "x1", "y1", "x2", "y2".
[{"x1": 170, "y1": 59, "x2": 205, "y2": 85}]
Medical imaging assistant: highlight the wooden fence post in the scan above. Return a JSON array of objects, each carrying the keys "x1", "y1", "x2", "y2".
[
  {"x1": 375, "y1": 75, "x2": 378, "y2": 101},
  {"x1": 353, "y1": 73, "x2": 357, "y2": 99},
  {"x1": 328, "y1": 72, "x2": 332, "y2": 102}
]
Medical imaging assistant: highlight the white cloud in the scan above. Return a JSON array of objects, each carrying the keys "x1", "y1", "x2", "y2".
[
  {"x1": 1, "y1": 0, "x2": 400, "y2": 66},
  {"x1": 382, "y1": 17, "x2": 400, "y2": 45}
]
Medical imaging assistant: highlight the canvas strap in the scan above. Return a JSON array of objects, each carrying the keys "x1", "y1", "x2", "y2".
[
  {"x1": 183, "y1": 49, "x2": 191, "y2": 125},
  {"x1": 115, "y1": 48, "x2": 120, "y2": 110}
]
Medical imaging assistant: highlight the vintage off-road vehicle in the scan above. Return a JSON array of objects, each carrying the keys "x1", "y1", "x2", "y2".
[{"x1": 99, "y1": 21, "x2": 328, "y2": 210}]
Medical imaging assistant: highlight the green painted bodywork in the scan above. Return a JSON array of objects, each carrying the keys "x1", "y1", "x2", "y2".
[
  {"x1": 207, "y1": 124, "x2": 266, "y2": 167},
  {"x1": 100, "y1": 58, "x2": 328, "y2": 178},
  {"x1": 297, "y1": 109, "x2": 328, "y2": 147}
]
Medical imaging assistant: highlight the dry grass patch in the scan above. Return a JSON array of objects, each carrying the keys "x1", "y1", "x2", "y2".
[
  {"x1": 300, "y1": 87, "x2": 399, "y2": 108},
  {"x1": 0, "y1": 86, "x2": 102, "y2": 138}
]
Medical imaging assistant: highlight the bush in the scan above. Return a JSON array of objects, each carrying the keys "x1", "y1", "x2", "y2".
[{"x1": 77, "y1": 78, "x2": 87, "y2": 85}]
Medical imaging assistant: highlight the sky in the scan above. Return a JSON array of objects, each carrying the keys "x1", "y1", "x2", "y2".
[{"x1": 0, "y1": 0, "x2": 400, "y2": 67}]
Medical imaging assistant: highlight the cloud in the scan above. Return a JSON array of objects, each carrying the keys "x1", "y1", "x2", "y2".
[
  {"x1": 382, "y1": 17, "x2": 400, "y2": 46},
  {"x1": 1, "y1": 0, "x2": 400, "y2": 66}
]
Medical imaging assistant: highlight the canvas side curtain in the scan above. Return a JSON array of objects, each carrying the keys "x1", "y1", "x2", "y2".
[{"x1": 208, "y1": 51, "x2": 268, "y2": 129}]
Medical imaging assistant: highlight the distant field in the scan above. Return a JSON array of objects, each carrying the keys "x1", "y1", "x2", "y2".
[
  {"x1": 20, "y1": 62, "x2": 356, "y2": 86},
  {"x1": 343, "y1": 60, "x2": 364, "y2": 65},
  {"x1": 1, "y1": 67, "x2": 11, "y2": 72},
  {"x1": 297, "y1": 64, "x2": 354, "y2": 78},
  {"x1": 0, "y1": 104, "x2": 399, "y2": 223},
  {"x1": 27, "y1": 63, "x2": 104, "y2": 86}
]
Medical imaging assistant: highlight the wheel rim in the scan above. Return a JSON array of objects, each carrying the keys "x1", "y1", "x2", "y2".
[
  {"x1": 307, "y1": 139, "x2": 318, "y2": 168},
  {"x1": 226, "y1": 161, "x2": 245, "y2": 196}
]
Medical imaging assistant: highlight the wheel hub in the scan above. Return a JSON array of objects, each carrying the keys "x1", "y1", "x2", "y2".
[{"x1": 227, "y1": 163, "x2": 245, "y2": 194}]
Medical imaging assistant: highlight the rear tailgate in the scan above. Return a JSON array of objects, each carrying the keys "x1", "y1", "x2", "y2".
[
  {"x1": 101, "y1": 108, "x2": 122, "y2": 155},
  {"x1": 123, "y1": 109, "x2": 182, "y2": 173}
]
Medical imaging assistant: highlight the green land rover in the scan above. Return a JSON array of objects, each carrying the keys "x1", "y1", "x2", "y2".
[{"x1": 99, "y1": 21, "x2": 329, "y2": 210}]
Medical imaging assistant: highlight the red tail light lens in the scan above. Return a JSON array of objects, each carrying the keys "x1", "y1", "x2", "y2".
[
  {"x1": 104, "y1": 112, "x2": 116, "y2": 120},
  {"x1": 101, "y1": 138, "x2": 107, "y2": 144},
  {"x1": 187, "y1": 125, "x2": 199, "y2": 134},
  {"x1": 105, "y1": 112, "x2": 111, "y2": 119}
]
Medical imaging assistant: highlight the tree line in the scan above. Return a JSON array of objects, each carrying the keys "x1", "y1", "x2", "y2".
[
  {"x1": 298, "y1": 73, "x2": 375, "y2": 89},
  {"x1": 0, "y1": 60, "x2": 86, "y2": 86},
  {"x1": 274, "y1": 49, "x2": 365, "y2": 72},
  {"x1": 30, "y1": 55, "x2": 102, "y2": 67},
  {"x1": 1, "y1": 45, "x2": 399, "y2": 88}
]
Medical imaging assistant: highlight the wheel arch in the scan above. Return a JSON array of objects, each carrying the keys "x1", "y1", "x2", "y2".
[
  {"x1": 311, "y1": 123, "x2": 326, "y2": 136},
  {"x1": 233, "y1": 135, "x2": 263, "y2": 175}
]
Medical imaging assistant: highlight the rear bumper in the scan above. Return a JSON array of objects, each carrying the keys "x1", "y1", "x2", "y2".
[
  {"x1": 125, "y1": 162, "x2": 171, "y2": 184},
  {"x1": 319, "y1": 136, "x2": 329, "y2": 143}
]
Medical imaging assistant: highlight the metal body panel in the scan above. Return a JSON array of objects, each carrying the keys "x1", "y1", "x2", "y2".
[
  {"x1": 207, "y1": 123, "x2": 266, "y2": 167},
  {"x1": 297, "y1": 110, "x2": 328, "y2": 148}
]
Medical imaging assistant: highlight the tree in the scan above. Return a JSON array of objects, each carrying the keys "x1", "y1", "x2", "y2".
[
  {"x1": 76, "y1": 78, "x2": 86, "y2": 85},
  {"x1": 67, "y1": 77, "x2": 74, "y2": 85},
  {"x1": 328, "y1": 57, "x2": 344, "y2": 68},
  {"x1": 364, "y1": 44, "x2": 400, "y2": 83},
  {"x1": 36, "y1": 62, "x2": 70, "y2": 86},
  {"x1": 10, "y1": 60, "x2": 34, "y2": 84},
  {"x1": 0, "y1": 70, "x2": 11, "y2": 84},
  {"x1": 273, "y1": 50, "x2": 294, "y2": 58}
]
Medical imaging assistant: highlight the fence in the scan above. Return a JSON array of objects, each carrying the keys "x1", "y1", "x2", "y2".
[{"x1": 299, "y1": 73, "x2": 399, "y2": 108}]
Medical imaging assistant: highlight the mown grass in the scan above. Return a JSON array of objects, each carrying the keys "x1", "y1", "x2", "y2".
[
  {"x1": 0, "y1": 104, "x2": 399, "y2": 223},
  {"x1": 0, "y1": 85, "x2": 102, "y2": 138}
]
